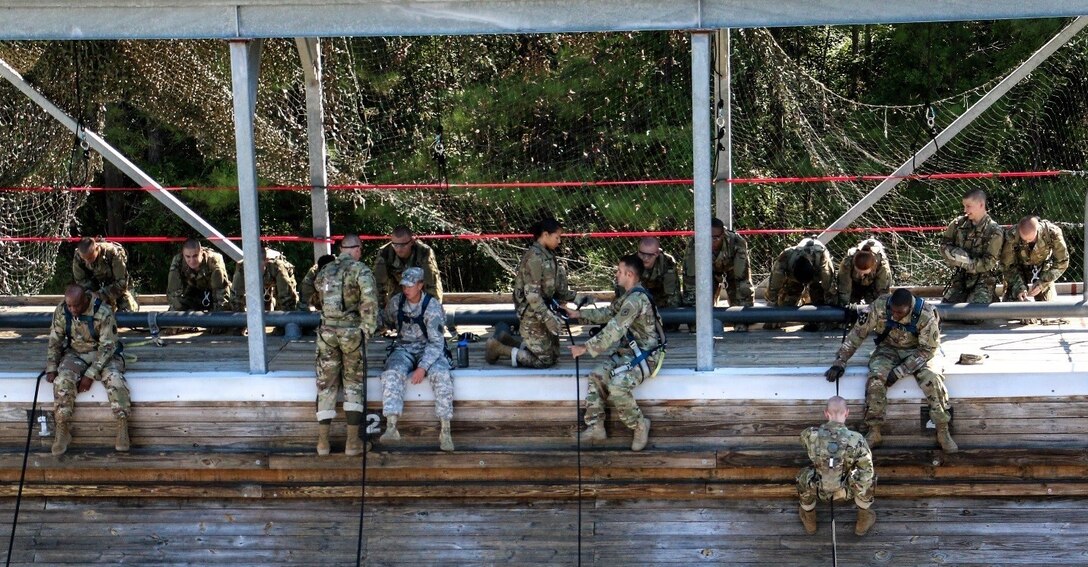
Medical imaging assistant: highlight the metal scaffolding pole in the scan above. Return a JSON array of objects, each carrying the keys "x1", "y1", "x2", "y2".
[
  {"x1": 713, "y1": 28, "x2": 733, "y2": 229},
  {"x1": 229, "y1": 39, "x2": 268, "y2": 374},
  {"x1": 692, "y1": 31, "x2": 714, "y2": 371},
  {"x1": 0, "y1": 57, "x2": 241, "y2": 261},
  {"x1": 295, "y1": 37, "x2": 332, "y2": 261}
]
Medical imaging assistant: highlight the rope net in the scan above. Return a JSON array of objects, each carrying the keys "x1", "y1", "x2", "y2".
[{"x1": 0, "y1": 26, "x2": 1084, "y2": 294}]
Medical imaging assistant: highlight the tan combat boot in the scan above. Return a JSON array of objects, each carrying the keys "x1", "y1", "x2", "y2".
[
  {"x1": 799, "y1": 506, "x2": 817, "y2": 534},
  {"x1": 855, "y1": 506, "x2": 876, "y2": 536},
  {"x1": 316, "y1": 423, "x2": 331, "y2": 455},
  {"x1": 865, "y1": 425, "x2": 882, "y2": 449},
  {"x1": 439, "y1": 419, "x2": 455, "y2": 452},
  {"x1": 52, "y1": 417, "x2": 71, "y2": 457},
  {"x1": 485, "y1": 338, "x2": 513, "y2": 365},
  {"x1": 631, "y1": 418, "x2": 651, "y2": 452},
  {"x1": 579, "y1": 422, "x2": 607, "y2": 443},
  {"x1": 345, "y1": 424, "x2": 369, "y2": 456},
  {"x1": 491, "y1": 323, "x2": 521, "y2": 347},
  {"x1": 936, "y1": 422, "x2": 959, "y2": 453},
  {"x1": 115, "y1": 417, "x2": 130, "y2": 452},
  {"x1": 380, "y1": 415, "x2": 401, "y2": 443}
]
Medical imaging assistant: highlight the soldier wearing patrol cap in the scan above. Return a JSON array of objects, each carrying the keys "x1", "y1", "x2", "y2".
[
  {"x1": 824, "y1": 288, "x2": 957, "y2": 453},
  {"x1": 167, "y1": 238, "x2": 232, "y2": 311},
  {"x1": 765, "y1": 237, "x2": 837, "y2": 330},
  {"x1": 378, "y1": 267, "x2": 456, "y2": 452},
  {"x1": 565, "y1": 254, "x2": 666, "y2": 452},
  {"x1": 797, "y1": 396, "x2": 876, "y2": 536}
]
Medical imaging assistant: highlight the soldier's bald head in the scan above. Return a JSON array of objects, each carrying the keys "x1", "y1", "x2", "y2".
[
  {"x1": 638, "y1": 237, "x2": 660, "y2": 252},
  {"x1": 1018, "y1": 216, "x2": 1040, "y2": 242},
  {"x1": 64, "y1": 283, "x2": 90, "y2": 313},
  {"x1": 825, "y1": 396, "x2": 849, "y2": 421},
  {"x1": 340, "y1": 234, "x2": 361, "y2": 249}
]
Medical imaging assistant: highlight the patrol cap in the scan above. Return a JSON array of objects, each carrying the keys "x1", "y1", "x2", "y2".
[
  {"x1": 400, "y1": 267, "x2": 425, "y2": 286},
  {"x1": 956, "y1": 353, "x2": 988, "y2": 365}
]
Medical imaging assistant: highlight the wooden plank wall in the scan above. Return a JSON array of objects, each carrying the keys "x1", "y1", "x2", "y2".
[{"x1": 3, "y1": 497, "x2": 1088, "y2": 566}]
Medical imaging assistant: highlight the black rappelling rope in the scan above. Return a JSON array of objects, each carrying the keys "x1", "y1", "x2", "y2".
[
  {"x1": 562, "y1": 315, "x2": 583, "y2": 567},
  {"x1": 67, "y1": 43, "x2": 91, "y2": 189},
  {"x1": 6, "y1": 371, "x2": 45, "y2": 567},
  {"x1": 355, "y1": 379, "x2": 369, "y2": 567}
]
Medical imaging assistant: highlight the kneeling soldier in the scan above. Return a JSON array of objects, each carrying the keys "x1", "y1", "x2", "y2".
[
  {"x1": 797, "y1": 396, "x2": 876, "y2": 536},
  {"x1": 566, "y1": 254, "x2": 666, "y2": 451},
  {"x1": 825, "y1": 288, "x2": 958, "y2": 453},
  {"x1": 378, "y1": 268, "x2": 455, "y2": 452},
  {"x1": 45, "y1": 284, "x2": 131, "y2": 456}
]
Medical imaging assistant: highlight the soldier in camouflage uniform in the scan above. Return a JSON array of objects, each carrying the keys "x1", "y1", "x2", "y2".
[
  {"x1": 834, "y1": 238, "x2": 893, "y2": 306},
  {"x1": 682, "y1": 218, "x2": 754, "y2": 330},
  {"x1": 72, "y1": 237, "x2": 139, "y2": 312},
  {"x1": 298, "y1": 254, "x2": 336, "y2": 310},
  {"x1": 617, "y1": 237, "x2": 680, "y2": 309},
  {"x1": 825, "y1": 288, "x2": 958, "y2": 453},
  {"x1": 1001, "y1": 216, "x2": 1069, "y2": 303},
  {"x1": 313, "y1": 234, "x2": 378, "y2": 456},
  {"x1": 167, "y1": 239, "x2": 232, "y2": 311},
  {"x1": 797, "y1": 396, "x2": 876, "y2": 536},
  {"x1": 765, "y1": 237, "x2": 836, "y2": 330},
  {"x1": 44, "y1": 284, "x2": 131, "y2": 456},
  {"x1": 486, "y1": 218, "x2": 589, "y2": 368},
  {"x1": 567, "y1": 255, "x2": 665, "y2": 452},
  {"x1": 373, "y1": 226, "x2": 444, "y2": 309},
  {"x1": 230, "y1": 247, "x2": 300, "y2": 311},
  {"x1": 377, "y1": 268, "x2": 455, "y2": 452},
  {"x1": 940, "y1": 189, "x2": 1004, "y2": 305}
]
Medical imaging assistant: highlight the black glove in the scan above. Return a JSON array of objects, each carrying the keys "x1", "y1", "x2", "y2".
[
  {"x1": 843, "y1": 303, "x2": 862, "y2": 326},
  {"x1": 824, "y1": 363, "x2": 845, "y2": 382}
]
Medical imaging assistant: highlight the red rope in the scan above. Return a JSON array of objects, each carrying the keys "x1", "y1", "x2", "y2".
[
  {"x1": 0, "y1": 226, "x2": 948, "y2": 244},
  {"x1": 0, "y1": 169, "x2": 1071, "y2": 193}
]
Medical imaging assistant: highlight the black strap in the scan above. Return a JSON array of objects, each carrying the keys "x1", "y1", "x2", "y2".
[
  {"x1": 624, "y1": 286, "x2": 668, "y2": 354},
  {"x1": 396, "y1": 293, "x2": 432, "y2": 341},
  {"x1": 874, "y1": 297, "x2": 924, "y2": 346}
]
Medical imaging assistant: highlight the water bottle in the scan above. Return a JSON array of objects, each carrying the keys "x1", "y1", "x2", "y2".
[{"x1": 457, "y1": 334, "x2": 470, "y2": 368}]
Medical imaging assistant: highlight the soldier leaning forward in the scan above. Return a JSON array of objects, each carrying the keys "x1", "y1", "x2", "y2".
[
  {"x1": 378, "y1": 267, "x2": 455, "y2": 452},
  {"x1": 230, "y1": 248, "x2": 300, "y2": 311},
  {"x1": 299, "y1": 255, "x2": 337, "y2": 310},
  {"x1": 44, "y1": 285, "x2": 131, "y2": 456},
  {"x1": 797, "y1": 396, "x2": 876, "y2": 536},
  {"x1": 824, "y1": 289, "x2": 958, "y2": 453},
  {"x1": 487, "y1": 218, "x2": 589, "y2": 368},
  {"x1": 1001, "y1": 216, "x2": 1070, "y2": 302},
  {"x1": 568, "y1": 255, "x2": 666, "y2": 452},
  {"x1": 765, "y1": 237, "x2": 836, "y2": 330},
  {"x1": 620, "y1": 237, "x2": 681, "y2": 309},
  {"x1": 834, "y1": 238, "x2": 893, "y2": 306},
  {"x1": 72, "y1": 237, "x2": 139, "y2": 312},
  {"x1": 940, "y1": 189, "x2": 1003, "y2": 304},
  {"x1": 167, "y1": 239, "x2": 232, "y2": 311},
  {"x1": 682, "y1": 218, "x2": 755, "y2": 309},
  {"x1": 313, "y1": 235, "x2": 378, "y2": 456},
  {"x1": 373, "y1": 227, "x2": 444, "y2": 309}
]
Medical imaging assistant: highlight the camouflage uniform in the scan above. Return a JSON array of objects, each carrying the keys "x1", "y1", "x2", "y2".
[
  {"x1": 45, "y1": 299, "x2": 130, "y2": 421},
  {"x1": 681, "y1": 230, "x2": 754, "y2": 306},
  {"x1": 512, "y1": 242, "x2": 577, "y2": 368},
  {"x1": 1001, "y1": 220, "x2": 1069, "y2": 302},
  {"x1": 616, "y1": 251, "x2": 681, "y2": 308},
  {"x1": 314, "y1": 252, "x2": 378, "y2": 422},
  {"x1": 940, "y1": 214, "x2": 1004, "y2": 304},
  {"x1": 373, "y1": 241, "x2": 443, "y2": 307},
  {"x1": 167, "y1": 247, "x2": 232, "y2": 311},
  {"x1": 379, "y1": 292, "x2": 453, "y2": 420},
  {"x1": 834, "y1": 295, "x2": 952, "y2": 431},
  {"x1": 72, "y1": 241, "x2": 139, "y2": 312},
  {"x1": 797, "y1": 420, "x2": 875, "y2": 511},
  {"x1": 299, "y1": 263, "x2": 321, "y2": 310},
  {"x1": 230, "y1": 249, "x2": 300, "y2": 311},
  {"x1": 766, "y1": 238, "x2": 836, "y2": 306},
  {"x1": 579, "y1": 288, "x2": 663, "y2": 430},
  {"x1": 834, "y1": 239, "x2": 893, "y2": 306}
]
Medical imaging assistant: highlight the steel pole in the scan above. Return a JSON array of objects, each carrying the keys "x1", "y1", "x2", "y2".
[
  {"x1": 692, "y1": 31, "x2": 714, "y2": 371},
  {"x1": 295, "y1": 37, "x2": 332, "y2": 261}
]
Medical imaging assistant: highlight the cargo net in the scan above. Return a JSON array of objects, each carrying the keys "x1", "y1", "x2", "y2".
[{"x1": 0, "y1": 27, "x2": 1085, "y2": 293}]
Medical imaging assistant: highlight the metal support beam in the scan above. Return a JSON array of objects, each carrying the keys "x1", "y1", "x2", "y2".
[
  {"x1": 692, "y1": 31, "x2": 714, "y2": 372},
  {"x1": 713, "y1": 28, "x2": 733, "y2": 229},
  {"x1": 814, "y1": 17, "x2": 1088, "y2": 249},
  {"x1": 229, "y1": 39, "x2": 267, "y2": 374},
  {"x1": 1084, "y1": 185, "x2": 1087, "y2": 301},
  {"x1": 0, "y1": 57, "x2": 241, "y2": 261},
  {"x1": 295, "y1": 37, "x2": 332, "y2": 261}
]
